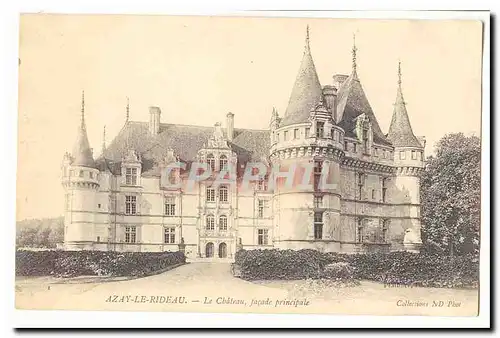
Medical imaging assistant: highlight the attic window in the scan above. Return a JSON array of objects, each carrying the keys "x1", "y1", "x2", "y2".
[
  {"x1": 399, "y1": 151, "x2": 406, "y2": 160},
  {"x1": 411, "y1": 150, "x2": 417, "y2": 160},
  {"x1": 294, "y1": 129, "x2": 299, "y2": 139},
  {"x1": 316, "y1": 122, "x2": 324, "y2": 138},
  {"x1": 207, "y1": 154, "x2": 215, "y2": 172},
  {"x1": 79, "y1": 170, "x2": 84, "y2": 178},
  {"x1": 125, "y1": 168, "x2": 138, "y2": 185},
  {"x1": 219, "y1": 155, "x2": 228, "y2": 171}
]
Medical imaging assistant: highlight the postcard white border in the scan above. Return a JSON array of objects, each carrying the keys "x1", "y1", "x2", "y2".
[{"x1": 2, "y1": 2, "x2": 491, "y2": 331}]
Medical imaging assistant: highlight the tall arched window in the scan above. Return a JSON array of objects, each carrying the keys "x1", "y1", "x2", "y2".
[
  {"x1": 219, "y1": 215, "x2": 228, "y2": 231},
  {"x1": 206, "y1": 215, "x2": 215, "y2": 230},
  {"x1": 219, "y1": 155, "x2": 228, "y2": 171},
  {"x1": 219, "y1": 185, "x2": 228, "y2": 203},
  {"x1": 206, "y1": 154, "x2": 215, "y2": 172}
]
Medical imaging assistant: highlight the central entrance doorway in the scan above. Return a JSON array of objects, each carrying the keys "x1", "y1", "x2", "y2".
[
  {"x1": 218, "y1": 242, "x2": 227, "y2": 258},
  {"x1": 205, "y1": 242, "x2": 214, "y2": 258}
]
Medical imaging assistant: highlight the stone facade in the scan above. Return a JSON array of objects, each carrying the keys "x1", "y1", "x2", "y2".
[{"x1": 61, "y1": 29, "x2": 425, "y2": 259}]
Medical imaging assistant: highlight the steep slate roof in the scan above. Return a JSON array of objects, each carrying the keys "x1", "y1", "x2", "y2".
[
  {"x1": 97, "y1": 121, "x2": 270, "y2": 175},
  {"x1": 386, "y1": 66, "x2": 422, "y2": 148},
  {"x1": 336, "y1": 69, "x2": 392, "y2": 146},
  {"x1": 281, "y1": 28, "x2": 324, "y2": 127}
]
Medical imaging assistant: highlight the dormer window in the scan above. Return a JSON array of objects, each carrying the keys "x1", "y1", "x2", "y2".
[
  {"x1": 125, "y1": 168, "x2": 138, "y2": 185},
  {"x1": 207, "y1": 154, "x2": 215, "y2": 172},
  {"x1": 79, "y1": 170, "x2": 84, "y2": 178},
  {"x1": 284, "y1": 130, "x2": 288, "y2": 141},
  {"x1": 219, "y1": 155, "x2": 228, "y2": 171},
  {"x1": 316, "y1": 122, "x2": 324, "y2": 138}
]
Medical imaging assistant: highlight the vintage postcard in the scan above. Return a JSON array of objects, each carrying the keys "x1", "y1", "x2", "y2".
[{"x1": 15, "y1": 13, "x2": 486, "y2": 321}]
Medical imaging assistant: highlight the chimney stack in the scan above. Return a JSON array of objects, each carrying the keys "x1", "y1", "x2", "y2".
[
  {"x1": 226, "y1": 112, "x2": 234, "y2": 141},
  {"x1": 322, "y1": 85, "x2": 337, "y2": 121},
  {"x1": 149, "y1": 106, "x2": 161, "y2": 135}
]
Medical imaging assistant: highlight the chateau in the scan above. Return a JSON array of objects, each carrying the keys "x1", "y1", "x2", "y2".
[{"x1": 61, "y1": 29, "x2": 425, "y2": 259}]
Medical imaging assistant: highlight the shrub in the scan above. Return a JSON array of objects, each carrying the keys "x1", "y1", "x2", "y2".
[
  {"x1": 16, "y1": 250, "x2": 186, "y2": 278},
  {"x1": 233, "y1": 249, "x2": 479, "y2": 289}
]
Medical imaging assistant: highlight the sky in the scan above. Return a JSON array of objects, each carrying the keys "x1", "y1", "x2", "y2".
[{"x1": 17, "y1": 15, "x2": 483, "y2": 221}]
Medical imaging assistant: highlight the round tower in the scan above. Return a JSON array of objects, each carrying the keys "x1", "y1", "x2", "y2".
[
  {"x1": 61, "y1": 91, "x2": 100, "y2": 250},
  {"x1": 386, "y1": 62, "x2": 425, "y2": 252},
  {"x1": 270, "y1": 27, "x2": 344, "y2": 252}
]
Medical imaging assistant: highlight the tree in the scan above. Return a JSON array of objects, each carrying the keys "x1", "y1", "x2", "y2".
[{"x1": 420, "y1": 133, "x2": 481, "y2": 255}]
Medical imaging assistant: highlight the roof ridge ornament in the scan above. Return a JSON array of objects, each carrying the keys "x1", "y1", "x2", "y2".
[
  {"x1": 352, "y1": 33, "x2": 357, "y2": 72},
  {"x1": 126, "y1": 96, "x2": 130, "y2": 123},
  {"x1": 80, "y1": 90, "x2": 85, "y2": 129}
]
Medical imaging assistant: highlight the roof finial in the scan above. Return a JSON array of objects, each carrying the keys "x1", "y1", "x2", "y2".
[
  {"x1": 126, "y1": 96, "x2": 130, "y2": 122},
  {"x1": 304, "y1": 24, "x2": 311, "y2": 53},
  {"x1": 397, "y1": 59, "x2": 402, "y2": 87},
  {"x1": 102, "y1": 125, "x2": 106, "y2": 153},
  {"x1": 352, "y1": 33, "x2": 358, "y2": 72},
  {"x1": 80, "y1": 90, "x2": 85, "y2": 129}
]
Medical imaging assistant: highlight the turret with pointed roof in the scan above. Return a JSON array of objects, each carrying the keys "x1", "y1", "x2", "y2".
[
  {"x1": 71, "y1": 91, "x2": 96, "y2": 168},
  {"x1": 386, "y1": 62, "x2": 422, "y2": 148},
  {"x1": 281, "y1": 25, "x2": 324, "y2": 127}
]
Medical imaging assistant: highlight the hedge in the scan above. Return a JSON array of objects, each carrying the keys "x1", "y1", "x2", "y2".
[
  {"x1": 234, "y1": 249, "x2": 479, "y2": 289},
  {"x1": 16, "y1": 250, "x2": 186, "y2": 278}
]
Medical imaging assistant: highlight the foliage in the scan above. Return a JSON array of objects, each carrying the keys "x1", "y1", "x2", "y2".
[
  {"x1": 234, "y1": 249, "x2": 478, "y2": 289},
  {"x1": 15, "y1": 250, "x2": 186, "y2": 277},
  {"x1": 16, "y1": 217, "x2": 64, "y2": 248},
  {"x1": 420, "y1": 133, "x2": 481, "y2": 255}
]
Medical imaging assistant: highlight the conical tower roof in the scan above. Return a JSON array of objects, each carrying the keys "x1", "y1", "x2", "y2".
[
  {"x1": 386, "y1": 62, "x2": 422, "y2": 148},
  {"x1": 280, "y1": 26, "x2": 324, "y2": 127},
  {"x1": 336, "y1": 36, "x2": 391, "y2": 145},
  {"x1": 72, "y1": 91, "x2": 96, "y2": 168}
]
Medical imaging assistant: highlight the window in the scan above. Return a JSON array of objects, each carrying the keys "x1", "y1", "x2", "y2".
[
  {"x1": 331, "y1": 129, "x2": 336, "y2": 140},
  {"x1": 219, "y1": 155, "x2": 228, "y2": 171},
  {"x1": 164, "y1": 227, "x2": 175, "y2": 244},
  {"x1": 382, "y1": 178, "x2": 388, "y2": 203},
  {"x1": 382, "y1": 149, "x2": 387, "y2": 159},
  {"x1": 125, "y1": 167, "x2": 138, "y2": 185},
  {"x1": 219, "y1": 215, "x2": 228, "y2": 231},
  {"x1": 353, "y1": 143, "x2": 357, "y2": 153},
  {"x1": 314, "y1": 212, "x2": 323, "y2": 239},
  {"x1": 314, "y1": 196, "x2": 323, "y2": 208},
  {"x1": 125, "y1": 196, "x2": 137, "y2": 215},
  {"x1": 382, "y1": 219, "x2": 390, "y2": 243},
  {"x1": 257, "y1": 176, "x2": 267, "y2": 191},
  {"x1": 125, "y1": 226, "x2": 136, "y2": 243},
  {"x1": 305, "y1": 127, "x2": 310, "y2": 137},
  {"x1": 258, "y1": 199, "x2": 268, "y2": 218},
  {"x1": 283, "y1": 130, "x2": 288, "y2": 141},
  {"x1": 277, "y1": 133, "x2": 280, "y2": 142},
  {"x1": 371, "y1": 189, "x2": 376, "y2": 200},
  {"x1": 314, "y1": 160, "x2": 323, "y2": 174},
  {"x1": 258, "y1": 229, "x2": 269, "y2": 245},
  {"x1": 164, "y1": 196, "x2": 176, "y2": 216},
  {"x1": 97, "y1": 203, "x2": 101, "y2": 209},
  {"x1": 344, "y1": 142, "x2": 348, "y2": 151},
  {"x1": 363, "y1": 128, "x2": 369, "y2": 153},
  {"x1": 206, "y1": 215, "x2": 215, "y2": 230},
  {"x1": 97, "y1": 236, "x2": 100, "y2": 242},
  {"x1": 206, "y1": 187, "x2": 215, "y2": 202},
  {"x1": 89, "y1": 172, "x2": 94, "y2": 179},
  {"x1": 356, "y1": 219, "x2": 364, "y2": 243},
  {"x1": 316, "y1": 122, "x2": 324, "y2": 138},
  {"x1": 219, "y1": 185, "x2": 228, "y2": 203},
  {"x1": 294, "y1": 129, "x2": 299, "y2": 139},
  {"x1": 374, "y1": 148, "x2": 378, "y2": 157},
  {"x1": 357, "y1": 173, "x2": 364, "y2": 200},
  {"x1": 411, "y1": 150, "x2": 417, "y2": 160},
  {"x1": 206, "y1": 154, "x2": 215, "y2": 172},
  {"x1": 79, "y1": 170, "x2": 84, "y2": 177},
  {"x1": 399, "y1": 151, "x2": 406, "y2": 160}
]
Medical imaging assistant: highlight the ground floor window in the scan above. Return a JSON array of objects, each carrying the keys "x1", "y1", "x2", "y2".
[
  {"x1": 125, "y1": 226, "x2": 136, "y2": 243},
  {"x1": 164, "y1": 227, "x2": 175, "y2": 244},
  {"x1": 258, "y1": 229, "x2": 269, "y2": 245},
  {"x1": 314, "y1": 212, "x2": 323, "y2": 239}
]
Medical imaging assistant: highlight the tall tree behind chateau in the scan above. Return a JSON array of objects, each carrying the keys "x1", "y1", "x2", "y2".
[{"x1": 420, "y1": 133, "x2": 481, "y2": 255}]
